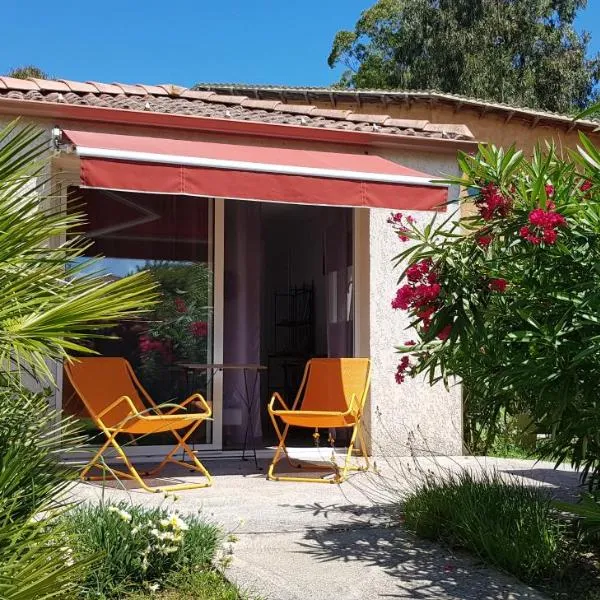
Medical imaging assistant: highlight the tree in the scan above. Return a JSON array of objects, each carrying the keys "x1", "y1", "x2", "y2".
[
  {"x1": 328, "y1": 0, "x2": 600, "y2": 113},
  {"x1": 6, "y1": 65, "x2": 49, "y2": 79},
  {"x1": 389, "y1": 133, "x2": 600, "y2": 488}
]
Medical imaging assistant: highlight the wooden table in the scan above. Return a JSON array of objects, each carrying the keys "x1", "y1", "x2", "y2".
[{"x1": 177, "y1": 363, "x2": 267, "y2": 469}]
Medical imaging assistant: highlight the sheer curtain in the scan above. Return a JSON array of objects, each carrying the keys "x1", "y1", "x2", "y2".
[{"x1": 222, "y1": 200, "x2": 262, "y2": 449}]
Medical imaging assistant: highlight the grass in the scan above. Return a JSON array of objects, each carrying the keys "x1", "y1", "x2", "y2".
[
  {"x1": 127, "y1": 569, "x2": 255, "y2": 599},
  {"x1": 400, "y1": 467, "x2": 600, "y2": 599},
  {"x1": 60, "y1": 501, "x2": 247, "y2": 599},
  {"x1": 402, "y1": 469, "x2": 563, "y2": 581}
]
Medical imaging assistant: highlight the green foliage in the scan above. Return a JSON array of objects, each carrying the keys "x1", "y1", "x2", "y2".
[
  {"x1": 0, "y1": 120, "x2": 157, "y2": 598},
  {"x1": 402, "y1": 470, "x2": 563, "y2": 580},
  {"x1": 554, "y1": 493, "x2": 600, "y2": 544},
  {"x1": 137, "y1": 261, "x2": 212, "y2": 399},
  {"x1": 392, "y1": 135, "x2": 600, "y2": 488},
  {"x1": 127, "y1": 570, "x2": 252, "y2": 600},
  {"x1": 329, "y1": 0, "x2": 599, "y2": 112},
  {"x1": 0, "y1": 121, "x2": 156, "y2": 381},
  {"x1": 0, "y1": 381, "x2": 89, "y2": 599},
  {"x1": 6, "y1": 66, "x2": 49, "y2": 80},
  {"x1": 63, "y1": 502, "x2": 220, "y2": 599}
]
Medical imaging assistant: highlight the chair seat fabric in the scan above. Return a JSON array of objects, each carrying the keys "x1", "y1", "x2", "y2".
[
  {"x1": 272, "y1": 410, "x2": 357, "y2": 429},
  {"x1": 109, "y1": 416, "x2": 202, "y2": 434}
]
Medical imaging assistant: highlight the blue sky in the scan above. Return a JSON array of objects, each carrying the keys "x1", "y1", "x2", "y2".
[{"x1": 1, "y1": 1, "x2": 599, "y2": 88}]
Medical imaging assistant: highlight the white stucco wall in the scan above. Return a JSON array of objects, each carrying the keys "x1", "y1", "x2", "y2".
[{"x1": 364, "y1": 149, "x2": 463, "y2": 457}]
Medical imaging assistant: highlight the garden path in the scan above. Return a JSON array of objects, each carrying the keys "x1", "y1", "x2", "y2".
[{"x1": 72, "y1": 455, "x2": 578, "y2": 599}]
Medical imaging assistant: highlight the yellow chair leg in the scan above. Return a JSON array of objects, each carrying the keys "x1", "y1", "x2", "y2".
[
  {"x1": 81, "y1": 422, "x2": 212, "y2": 493},
  {"x1": 267, "y1": 419, "x2": 370, "y2": 484}
]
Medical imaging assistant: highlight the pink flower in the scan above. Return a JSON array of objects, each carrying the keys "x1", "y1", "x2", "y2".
[
  {"x1": 543, "y1": 228, "x2": 557, "y2": 245},
  {"x1": 545, "y1": 184, "x2": 554, "y2": 197},
  {"x1": 405, "y1": 340, "x2": 416, "y2": 346},
  {"x1": 477, "y1": 235, "x2": 492, "y2": 247},
  {"x1": 190, "y1": 321, "x2": 208, "y2": 337},
  {"x1": 581, "y1": 180, "x2": 592, "y2": 192},
  {"x1": 475, "y1": 183, "x2": 512, "y2": 221},
  {"x1": 395, "y1": 356, "x2": 411, "y2": 384},
  {"x1": 519, "y1": 226, "x2": 531, "y2": 238},
  {"x1": 488, "y1": 278, "x2": 508, "y2": 293},
  {"x1": 175, "y1": 297, "x2": 187, "y2": 313},
  {"x1": 406, "y1": 264, "x2": 423, "y2": 283},
  {"x1": 407, "y1": 215, "x2": 416, "y2": 224},
  {"x1": 437, "y1": 325, "x2": 452, "y2": 341}
]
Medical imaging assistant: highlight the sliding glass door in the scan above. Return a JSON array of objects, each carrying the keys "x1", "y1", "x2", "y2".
[{"x1": 62, "y1": 188, "x2": 217, "y2": 451}]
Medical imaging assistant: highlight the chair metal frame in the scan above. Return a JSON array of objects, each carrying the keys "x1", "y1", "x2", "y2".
[
  {"x1": 65, "y1": 357, "x2": 213, "y2": 493},
  {"x1": 267, "y1": 358, "x2": 371, "y2": 484}
]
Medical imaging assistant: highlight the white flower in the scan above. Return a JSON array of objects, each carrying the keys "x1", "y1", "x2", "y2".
[
  {"x1": 161, "y1": 514, "x2": 189, "y2": 531},
  {"x1": 107, "y1": 506, "x2": 132, "y2": 522},
  {"x1": 148, "y1": 582, "x2": 160, "y2": 592},
  {"x1": 131, "y1": 526, "x2": 140, "y2": 536}
]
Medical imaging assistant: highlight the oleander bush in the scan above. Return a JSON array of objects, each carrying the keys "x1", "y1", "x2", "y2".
[{"x1": 390, "y1": 133, "x2": 600, "y2": 488}]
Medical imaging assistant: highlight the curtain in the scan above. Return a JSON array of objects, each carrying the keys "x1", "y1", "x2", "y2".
[{"x1": 223, "y1": 200, "x2": 262, "y2": 449}]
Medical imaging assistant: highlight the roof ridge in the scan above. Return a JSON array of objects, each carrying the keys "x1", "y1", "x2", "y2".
[{"x1": 0, "y1": 75, "x2": 475, "y2": 140}]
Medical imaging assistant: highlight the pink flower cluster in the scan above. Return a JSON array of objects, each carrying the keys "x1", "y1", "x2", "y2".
[
  {"x1": 392, "y1": 260, "x2": 440, "y2": 315},
  {"x1": 475, "y1": 184, "x2": 512, "y2": 221},
  {"x1": 395, "y1": 356, "x2": 411, "y2": 384},
  {"x1": 520, "y1": 205, "x2": 566, "y2": 245},
  {"x1": 139, "y1": 336, "x2": 172, "y2": 361},
  {"x1": 488, "y1": 278, "x2": 508, "y2": 293},
  {"x1": 387, "y1": 212, "x2": 416, "y2": 242},
  {"x1": 189, "y1": 321, "x2": 208, "y2": 337},
  {"x1": 391, "y1": 259, "x2": 449, "y2": 337}
]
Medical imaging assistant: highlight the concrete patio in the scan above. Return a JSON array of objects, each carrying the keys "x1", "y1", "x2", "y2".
[{"x1": 70, "y1": 453, "x2": 581, "y2": 599}]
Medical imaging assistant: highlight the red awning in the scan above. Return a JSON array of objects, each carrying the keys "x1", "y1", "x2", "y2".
[{"x1": 58, "y1": 129, "x2": 448, "y2": 210}]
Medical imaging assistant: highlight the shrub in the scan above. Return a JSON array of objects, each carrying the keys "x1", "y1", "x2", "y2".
[
  {"x1": 390, "y1": 137, "x2": 600, "y2": 488},
  {"x1": 402, "y1": 469, "x2": 563, "y2": 581},
  {"x1": 64, "y1": 502, "x2": 221, "y2": 598},
  {"x1": 0, "y1": 383, "x2": 88, "y2": 599}
]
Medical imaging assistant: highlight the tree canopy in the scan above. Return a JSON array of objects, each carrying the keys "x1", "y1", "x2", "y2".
[
  {"x1": 328, "y1": 0, "x2": 600, "y2": 113},
  {"x1": 6, "y1": 65, "x2": 49, "y2": 80}
]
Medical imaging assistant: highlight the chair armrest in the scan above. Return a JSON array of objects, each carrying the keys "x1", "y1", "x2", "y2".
[
  {"x1": 97, "y1": 395, "x2": 138, "y2": 420},
  {"x1": 345, "y1": 393, "x2": 360, "y2": 417},
  {"x1": 163, "y1": 393, "x2": 212, "y2": 417},
  {"x1": 269, "y1": 392, "x2": 290, "y2": 412}
]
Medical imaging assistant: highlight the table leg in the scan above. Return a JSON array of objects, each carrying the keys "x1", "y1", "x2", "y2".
[{"x1": 241, "y1": 368, "x2": 260, "y2": 470}]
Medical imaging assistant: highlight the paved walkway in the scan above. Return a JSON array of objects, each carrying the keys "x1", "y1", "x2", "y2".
[{"x1": 71, "y1": 454, "x2": 580, "y2": 599}]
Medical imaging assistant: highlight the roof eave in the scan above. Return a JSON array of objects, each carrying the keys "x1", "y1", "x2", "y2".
[{"x1": 0, "y1": 97, "x2": 478, "y2": 153}]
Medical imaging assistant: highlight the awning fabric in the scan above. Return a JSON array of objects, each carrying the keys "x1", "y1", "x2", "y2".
[{"x1": 59, "y1": 129, "x2": 448, "y2": 210}]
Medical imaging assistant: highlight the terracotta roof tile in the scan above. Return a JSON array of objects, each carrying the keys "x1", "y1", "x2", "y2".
[
  {"x1": 134, "y1": 84, "x2": 169, "y2": 96},
  {"x1": 112, "y1": 82, "x2": 146, "y2": 95},
  {"x1": 179, "y1": 90, "x2": 217, "y2": 100},
  {"x1": 311, "y1": 108, "x2": 352, "y2": 119},
  {"x1": 383, "y1": 118, "x2": 429, "y2": 130},
  {"x1": 276, "y1": 104, "x2": 316, "y2": 115},
  {"x1": 58, "y1": 80, "x2": 98, "y2": 94},
  {"x1": 208, "y1": 93, "x2": 249, "y2": 105},
  {"x1": 86, "y1": 81, "x2": 123, "y2": 95},
  {"x1": 0, "y1": 76, "x2": 475, "y2": 141},
  {"x1": 240, "y1": 98, "x2": 282, "y2": 110},
  {"x1": 28, "y1": 78, "x2": 70, "y2": 92},
  {"x1": 0, "y1": 77, "x2": 39, "y2": 91},
  {"x1": 346, "y1": 113, "x2": 390, "y2": 125}
]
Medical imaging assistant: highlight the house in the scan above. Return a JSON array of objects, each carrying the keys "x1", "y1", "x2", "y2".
[{"x1": 2, "y1": 76, "x2": 586, "y2": 463}]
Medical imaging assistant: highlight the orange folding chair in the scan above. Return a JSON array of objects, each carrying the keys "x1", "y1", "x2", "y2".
[
  {"x1": 267, "y1": 358, "x2": 371, "y2": 484},
  {"x1": 65, "y1": 357, "x2": 212, "y2": 492}
]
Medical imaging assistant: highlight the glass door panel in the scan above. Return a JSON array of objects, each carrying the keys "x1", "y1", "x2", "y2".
[{"x1": 62, "y1": 188, "x2": 214, "y2": 448}]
